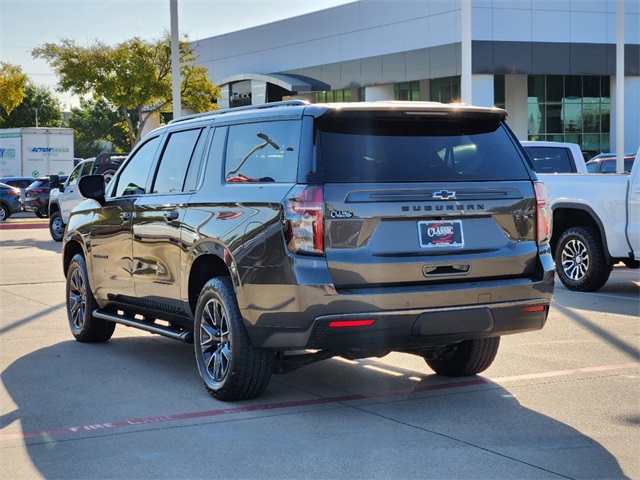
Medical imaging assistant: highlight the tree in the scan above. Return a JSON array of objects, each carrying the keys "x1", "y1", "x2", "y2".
[
  {"x1": 33, "y1": 33, "x2": 221, "y2": 148},
  {"x1": 0, "y1": 83, "x2": 62, "y2": 128},
  {"x1": 67, "y1": 98, "x2": 133, "y2": 158},
  {"x1": 0, "y1": 62, "x2": 28, "y2": 119}
]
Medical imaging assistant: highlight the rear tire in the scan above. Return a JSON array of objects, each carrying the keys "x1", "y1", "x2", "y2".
[
  {"x1": 0, "y1": 205, "x2": 9, "y2": 222},
  {"x1": 35, "y1": 211, "x2": 48, "y2": 218},
  {"x1": 49, "y1": 211, "x2": 65, "y2": 241},
  {"x1": 66, "y1": 254, "x2": 115, "y2": 342},
  {"x1": 555, "y1": 226, "x2": 612, "y2": 292},
  {"x1": 194, "y1": 277, "x2": 273, "y2": 401},
  {"x1": 425, "y1": 337, "x2": 500, "y2": 377}
]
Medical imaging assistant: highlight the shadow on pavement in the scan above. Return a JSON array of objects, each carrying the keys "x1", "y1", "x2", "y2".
[
  {"x1": 0, "y1": 236, "x2": 61, "y2": 254},
  {"x1": 1, "y1": 335, "x2": 630, "y2": 479}
]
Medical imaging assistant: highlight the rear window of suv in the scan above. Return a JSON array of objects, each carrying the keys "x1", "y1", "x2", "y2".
[{"x1": 318, "y1": 113, "x2": 530, "y2": 182}]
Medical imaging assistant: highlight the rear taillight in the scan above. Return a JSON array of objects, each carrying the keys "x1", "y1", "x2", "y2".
[
  {"x1": 283, "y1": 185, "x2": 324, "y2": 255},
  {"x1": 534, "y1": 181, "x2": 552, "y2": 246},
  {"x1": 6, "y1": 189, "x2": 19, "y2": 195}
]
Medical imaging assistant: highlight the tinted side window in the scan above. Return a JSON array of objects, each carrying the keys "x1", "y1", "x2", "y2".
[
  {"x1": 224, "y1": 120, "x2": 300, "y2": 183},
  {"x1": 66, "y1": 164, "x2": 83, "y2": 186},
  {"x1": 524, "y1": 146, "x2": 574, "y2": 173},
  {"x1": 586, "y1": 162, "x2": 597, "y2": 172},
  {"x1": 152, "y1": 128, "x2": 204, "y2": 194},
  {"x1": 81, "y1": 161, "x2": 94, "y2": 177},
  {"x1": 114, "y1": 136, "x2": 161, "y2": 197},
  {"x1": 600, "y1": 161, "x2": 616, "y2": 172}
]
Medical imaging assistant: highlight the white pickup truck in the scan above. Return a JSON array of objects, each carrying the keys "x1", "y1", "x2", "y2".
[
  {"x1": 521, "y1": 141, "x2": 588, "y2": 174},
  {"x1": 48, "y1": 159, "x2": 94, "y2": 241},
  {"x1": 530, "y1": 143, "x2": 640, "y2": 291}
]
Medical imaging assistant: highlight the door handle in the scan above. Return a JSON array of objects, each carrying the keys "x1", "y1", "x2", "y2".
[
  {"x1": 164, "y1": 211, "x2": 179, "y2": 222},
  {"x1": 120, "y1": 211, "x2": 133, "y2": 221}
]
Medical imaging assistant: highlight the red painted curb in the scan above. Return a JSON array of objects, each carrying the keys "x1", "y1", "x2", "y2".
[{"x1": 0, "y1": 223, "x2": 49, "y2": 230}]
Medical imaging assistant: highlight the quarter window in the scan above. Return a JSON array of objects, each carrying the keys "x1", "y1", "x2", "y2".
[
  {"x1": 224, "y1": 121, "x2": 300, "y2": 183},
  {"x1": 114, "y1": 136, "x2": 161, "y2": 197}
]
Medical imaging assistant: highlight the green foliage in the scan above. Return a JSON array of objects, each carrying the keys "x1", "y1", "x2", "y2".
[
  {"x1": 0, "y1": 83, "x2": 62, "y2": 128},
  {"x1": 0, "y1": 62, "x2": 28, "y2": 119},
  {"x1": 33, "y1": 33, "x2": 221, "y2": 147},
  {"x1": 67, "y1": 98, "x2": 133, "y2": 158}
]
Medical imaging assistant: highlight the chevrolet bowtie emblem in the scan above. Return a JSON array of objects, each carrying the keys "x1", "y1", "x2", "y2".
[{"x1": 432, "y1": 190, "x2": 457, "y2": 200}]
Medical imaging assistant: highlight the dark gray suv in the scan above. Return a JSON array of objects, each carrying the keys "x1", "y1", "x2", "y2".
[{"x1": 63, "y1": 101, "x2": 554, "y2": 401}]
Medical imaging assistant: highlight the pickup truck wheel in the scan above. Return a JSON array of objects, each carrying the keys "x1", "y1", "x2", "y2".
[
  {"x1": 194, "y1": 277, "x2": 273, "y2": 401},
  {"x1": 66, "y1": 254, "x2": 116, "y2": 342},
  {"x1": 425, "y1": 337, "x2": 500, "y2": 377},
  {"x1": 0, "y1": 205, "x2": 9, "y2": 222},
  {"x1": 95, "y1": 162, "x2": 118, "y2": 184},
  {"x1": 555, "y1": 226, "x2": 612, "y2": 292},
  {"x1": 49, "y1": 211, "x2": 65, "y2": 241}
]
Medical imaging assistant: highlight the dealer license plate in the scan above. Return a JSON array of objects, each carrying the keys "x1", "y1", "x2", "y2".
[{"x1": 418, "y1": 220, "x2": 464, "y2": 248}]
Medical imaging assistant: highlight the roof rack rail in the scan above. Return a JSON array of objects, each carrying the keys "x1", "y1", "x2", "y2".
[{"x1": 168, "y1": 100, "x2": 310, "y2": 125}]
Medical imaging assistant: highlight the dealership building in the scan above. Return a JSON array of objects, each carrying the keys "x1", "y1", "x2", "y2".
[{"x1": 193, "y1": 0, "x2": 640, "y2": 154}]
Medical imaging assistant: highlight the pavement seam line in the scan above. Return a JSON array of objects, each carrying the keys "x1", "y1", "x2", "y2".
[{"x1": 344, "y1": 404, "x2": 575, "y2": 480}]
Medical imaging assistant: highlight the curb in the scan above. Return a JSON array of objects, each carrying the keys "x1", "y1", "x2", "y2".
[{"x1": 0, "y1": 222, "x2": 49, "y2": 230}]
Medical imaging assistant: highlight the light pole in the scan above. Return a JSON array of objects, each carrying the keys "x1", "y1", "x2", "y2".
[{"x1": 170, "y1": 0, "x2": 182, "y2": 120}]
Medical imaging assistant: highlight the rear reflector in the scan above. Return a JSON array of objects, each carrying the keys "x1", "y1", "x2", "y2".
[
  {"x1": 328, "y1": 319, "x2": 376, "y2": 328},
  {"x1": 522, "y1": 305, "x2": 545, "y2": 313}
]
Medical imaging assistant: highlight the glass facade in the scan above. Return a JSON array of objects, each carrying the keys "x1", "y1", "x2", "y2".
[
  {"x1": 430, "y1": 76, "x2": 461, "y2": 103},
  {"x1": 527, "y1": 75, "x2": 610, "y2": 153},
  {"x1": 314, "y1": 88, "x2": 354, "y2": 103},
  {"x1": 394, "y1": 81, "x2": 420, "y2": 101},
  {"x1": 494, "y1": 75, "x2": 505, "y2": 109}
]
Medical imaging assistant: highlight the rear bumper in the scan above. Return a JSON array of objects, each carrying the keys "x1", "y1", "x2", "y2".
[
  {"x1": 241, "y1": 253, "x2": 555, "y2": 350},
  {"x1": 23, "y1": 198, "x2": 46, "y2": 213}
]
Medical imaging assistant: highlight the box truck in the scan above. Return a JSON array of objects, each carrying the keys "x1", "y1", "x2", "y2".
[{"x1": 0, "y1": 128, "x2": 75, "y2": 178}]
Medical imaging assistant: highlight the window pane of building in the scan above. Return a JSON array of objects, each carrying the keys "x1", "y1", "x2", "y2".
[
  {"x1": 564, "y1": 76, "x2": 582, "y2": 102},
  {"x1": 546, "y1": 104, "x2": 562, "y2": 133},
  {"x1": 546, "y1": 75, "x2": 563, "y2": 103},
  {"x1": 528, "y1": 75, "x2": 545, "y2": 102},
  {"x1": 583, "y1": 76, "x2": 600, "y2": 102},
  {"x1": 528, "y1": 103, "x2": 545, "y2": 135},
  {"x1": 563, "y1": 103, "x2": 582, "y2": 133},
  {"x1": 583, "y1": 103, "x2": 600, "y2": 133}
]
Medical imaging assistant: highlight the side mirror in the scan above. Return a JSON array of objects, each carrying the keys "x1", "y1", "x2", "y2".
[
  {"x1": 49, "y1": 175, "x2": 60, "y2": 189},
  {"x1": 79, "y1": 175, "x2": 106, "y2": 206}
]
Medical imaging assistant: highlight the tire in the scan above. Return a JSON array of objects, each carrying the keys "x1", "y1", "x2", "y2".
[
  {"x1": 95, "y1": 162, "x2": 119, "y2": 184},
  {"x1": 0, "y1": 204, "x2": 9, "y2": 222},
  {"x1": 194, "y1": 277, "x2": 273, "y2": 401},
  {"x1": 555, "y1": 226, "x2": 612, "y2": 292},
  {"x1": 66, "y1": 254, "x2": 115, "y2": 342},
  {"x1": 49, "y1": 211, "x2": 65, "y2": 242},
  {"x1": 35, "y1": 211, "x2": 48, "y2": 218},
  {"x1": 425, "y1": 337, "x2": 500, "y2": 377}
]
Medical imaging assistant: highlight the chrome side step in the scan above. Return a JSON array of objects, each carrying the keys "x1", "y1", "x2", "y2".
[{"x1": 93, "y1": 310, "x2": 193, "y2": 343}]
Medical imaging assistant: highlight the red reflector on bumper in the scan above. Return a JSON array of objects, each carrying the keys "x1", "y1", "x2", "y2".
[
  {"x1": 328, "y1": 319, "x2": 376, "y2": 328},
  {"x1": 522, "y1": 305, "x2": 545, "y2": 313}
]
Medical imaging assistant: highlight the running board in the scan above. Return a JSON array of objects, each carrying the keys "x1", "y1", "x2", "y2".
[{"x1": 93, "y1": 310, "x2": 193, "y2": 343}]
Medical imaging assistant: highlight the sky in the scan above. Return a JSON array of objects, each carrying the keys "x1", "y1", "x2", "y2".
[{"x1": 0, "y1": 0, "x2": 354, "y2": 110}]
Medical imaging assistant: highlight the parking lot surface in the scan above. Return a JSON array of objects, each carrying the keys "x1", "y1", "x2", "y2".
[{"x1": 1, "y1": 224, "x2": 639, "y2": 479}]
